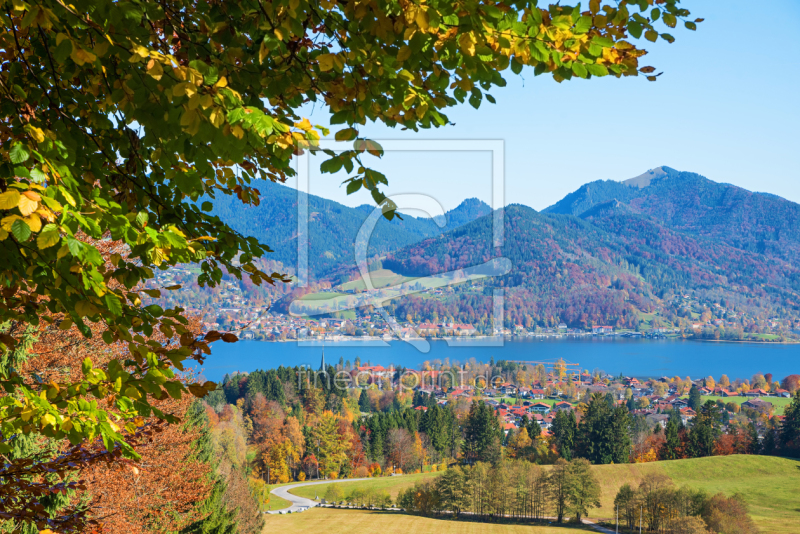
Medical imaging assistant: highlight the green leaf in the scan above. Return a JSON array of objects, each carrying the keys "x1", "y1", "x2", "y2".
[
  {"x1": 11, "y1": 219, "x2": 31, "y2": 241},
  {"x1": 574, "y1": 15, "x2": 592, "y2": 34},
  {"x1": 571, "y1": 63, "x2": 588, "y2": 79},
  {"x1": 9, "y1": 143, "x2": 29, "y2": 164},
  {"x1": 442, "y1": 14, "x2": 459, "y2": 26},
  {"x1": 36, "y1": 224, "x2": 60, "y2": 249},
  {"x1": 346, "y1": 179, "x2": 362, "y2": 194},
  {"x1": 82, "y1": 357, "x2": 92, "y2": 376},
  {"x1": 105, "y1": 292, "x2": 123, "y2": 316},
  {"x1": 684, "y1": 21, "x2": 697, "y2": 31},
  {"x1": 586, "y1": 64, "x2": 609, "y2": 77},
  {"x1": 591, "y1": 37, "x2": 614, "y2": 48},
  {"x1": 628, "y1": 21, "x2": 643, "y2": 39},
  {"x1": 201, "y1": 201, "x2": 213, "y2": 211},
  {"x1": 644, "y1": 30, "x2": 658, "y2": 42},
  {"x1": 335, "y1": 128, "x2": 358, "y2": 141}
]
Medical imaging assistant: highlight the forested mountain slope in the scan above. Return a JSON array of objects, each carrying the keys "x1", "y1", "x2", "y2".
[
  {"x1": 207, "y1": 179, "x2": 490, "y2": 280},
  {"x1": 544, "y1": 166, "x2": 800, "y2": 264},
  {"x1": 382, "y1": 201, "x2": 800, "y2": 331}
]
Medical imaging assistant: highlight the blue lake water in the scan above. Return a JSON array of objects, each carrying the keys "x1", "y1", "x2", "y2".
[{"x1": 195, "y1": 337, "x2": 800, "y2": 382}]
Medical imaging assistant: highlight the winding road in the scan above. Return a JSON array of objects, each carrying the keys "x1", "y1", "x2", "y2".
[
  {"x1": 267, "y1": 478, "x2": 371, "y2": 514},
  {"x1": 267, "y1": 478, "x2": 618, "y2": 533}
]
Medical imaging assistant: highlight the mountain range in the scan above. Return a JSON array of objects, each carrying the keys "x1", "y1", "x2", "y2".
[
  {"x1": 207, "y1": 179, "x2": 491, "y2": 280},
  {"x1": 202, "y1": 167, "x2": 800, "y2": 333}
]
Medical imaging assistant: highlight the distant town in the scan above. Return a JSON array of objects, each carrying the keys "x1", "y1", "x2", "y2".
[{"x1": 148, "y1": 266, "x2": 799, "y2": 343}]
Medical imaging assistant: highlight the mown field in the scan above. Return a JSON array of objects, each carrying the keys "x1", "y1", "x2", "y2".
[
  {"x1": 277, "y1": 455, "x2": 800, "y2": 533},
  {"x1": 288, "y1": 471, "x2": 441, "y2": 501},
  {"x1": 262, "y1": 507, "x2": 595, "y2": 534}
]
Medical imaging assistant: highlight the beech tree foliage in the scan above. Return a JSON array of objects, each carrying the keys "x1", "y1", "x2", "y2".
[{"x1": 1, "y1": 0, "x2": 699, "y2": 529}]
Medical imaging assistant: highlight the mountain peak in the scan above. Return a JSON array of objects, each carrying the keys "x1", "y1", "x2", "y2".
[{"x1": 622, "y1": 166, "x2": 679, "y2": 189}]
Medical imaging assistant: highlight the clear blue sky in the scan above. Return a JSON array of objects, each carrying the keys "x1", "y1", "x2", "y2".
[{"x1": 291, "y1": 0, "x2": 800, "y2": 212}]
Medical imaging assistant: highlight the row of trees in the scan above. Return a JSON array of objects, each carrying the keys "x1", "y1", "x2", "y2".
[{"x1": 398, "y1": 458, "x2": 600, "y2": 523}]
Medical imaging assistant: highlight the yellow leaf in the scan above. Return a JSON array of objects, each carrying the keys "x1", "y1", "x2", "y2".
[
  {"x1": 35, "y1": 207, "x2": 55, "y2": 222},
  {"x1": 36, "y1": 225, "x2": 60, "y2": 249},
  {"x1": 259, "y1": 39, "x2": 270, "y2": 64},
  {"x1": 20, "y1": 403, "x2": 35, "y2": 422},
  {"x1": 318, "y1": 53, "x2": 335, "y2": 72},
  {"x1": 26, "y1": 125, "x2": 46, "y2": 143},
  {"x1": 17, "y1": 194, "x2": 39, "y2": 216},
  {"x1": 295, "y1": 118, "x2": 313, "y2": 131},
  {"x1": 1, "y1": 215, "x2": 21, "y2": 231},
  {"x1": 459, "y1": 33, "x2": 476, "y2": 56},
  {"x1": 0, "y1": 228, "x2": 7, "y2": 241},
  {"x1": 214, "y1": 76, "x2": 228, "y2": 88},
  {"x1": 397, "y1": 45, "x2": 412, "y2": 62},
  {"x1": 147, "y1": 60, "x2": 164, "y2": 80},
  {"x1": 24, "y1": 215, "x2": 41, "y2": 233},
  {"x1": 180, "y1": 109, "x2": 201, "y2": 135},
  {"x1": 415, "y1": 10, "x2": 430, "y2": 31},
  {"x1": 0, "y1": 190, "x2": 20, "y2": 210},
  {"x1": 41, "y1": 413, "x2": 56, "y2": 428},
  {"x1": 70, "y1": 46, "x2": 96, "y2": 66},
  {"x1": 61, "y1": 189, "x2": 76, "y2": 207}
]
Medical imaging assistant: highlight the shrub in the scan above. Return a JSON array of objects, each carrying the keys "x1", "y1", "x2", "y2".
[
  {"x1": 297, "y1": 471, "x2": 306, "y2": 482},
  {"x1": 702, "y1": 493, "x2": 758, "y2": 534},
  {"x1": 354, "y1": 465, "x2": 369, "y2": 478},
  {"x1": 666, "y1": 516, "x2": 709, "y2": 534}
]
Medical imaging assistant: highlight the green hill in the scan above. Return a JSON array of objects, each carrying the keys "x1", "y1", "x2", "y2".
[{"x1": 278, "y1": 455, "x2": 800, "y2": 532}]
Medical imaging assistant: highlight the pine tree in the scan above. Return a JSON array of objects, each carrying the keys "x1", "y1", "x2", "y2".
[
  {"x1": 552, "y1": 410, "x2": 577, "y2": 461},
  {"x1": 688, "y1": 385, "x2": 703, "y2": 411},
  {"x1": 779, "y1": 390, "x2": 800, "y2": 454},
  {"x1": 661, "y1": 413, "x2": 682, "y2": 460},
  {"x1": 180, "y1": 402, "x2": 238, "y2": 534},
  {"x1": 747, "y1": 423, "x2": 761, "y2": 455},
  {"x1": 358, "y1": 388, "x2": 371, "y2": 413}
]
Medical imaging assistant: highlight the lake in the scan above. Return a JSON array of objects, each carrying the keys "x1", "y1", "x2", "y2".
[{"x1": 195, "y1": 337, "x2": 800, "y2": 382}]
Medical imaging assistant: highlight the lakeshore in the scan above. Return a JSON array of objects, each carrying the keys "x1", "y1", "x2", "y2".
[{"x1": 197, "y1": 337, "x2": 800, "y2": 382}]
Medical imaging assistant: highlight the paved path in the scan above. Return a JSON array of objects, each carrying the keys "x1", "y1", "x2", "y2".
[
  {"x1": 582, "y1": 519, "x2": 616, "y2": 533},
  {"x1": 270, "y1": 481, "x2": 618, "y2": 533},
  {"x1": 267, "y1": 478, "x2": 371, "y2": 514}
]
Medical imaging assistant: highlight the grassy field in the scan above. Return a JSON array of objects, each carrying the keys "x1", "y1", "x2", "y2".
[
  {"x1": 338, "y1": 269, "x2": 412, "y2": 291},
  {"x1": 288, "y1": 472, "x2": 441, "y2": 501},
  {"x1": 276, "y1": 456, "x2": 800, "y2": 532},
  {"x1": 297, "y1": 291, "x2": 347, "y2": 300},
  {"x1": 683, "y1": 394, "x2": 793, "y2": 414},
  {"x1": 591, "y1": 455, "x2": 800, "y2": 533},
  {"x1": 262, "y1": 508, "x2": 594, "y2": 534},
  {"x1": 267, "y1": 493, "x2": 293, "y2": 511}
]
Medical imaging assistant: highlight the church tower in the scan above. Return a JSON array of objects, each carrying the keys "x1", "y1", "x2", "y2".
[{"x1": 319, "y1": 345, "x2": 326, "y2": 371}]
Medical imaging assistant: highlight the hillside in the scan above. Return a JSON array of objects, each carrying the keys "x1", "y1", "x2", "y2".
[
  {"x1": 544, "y1": 166, "x2": 800, "y2": 265},
  {"x1": 206, "y1": 179, "x2": 490, "y2": 280},
  {"x1": 274, "y1": 455, "x2": 800, "y2": 533},
  {"x1": 381, "y1": 202, "x2": 800, "y2": 331}
]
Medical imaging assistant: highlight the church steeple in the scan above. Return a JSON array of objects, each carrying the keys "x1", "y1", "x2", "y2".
[{"x1": 319, "y1": 344, "x2": 326, "y2": 371}]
